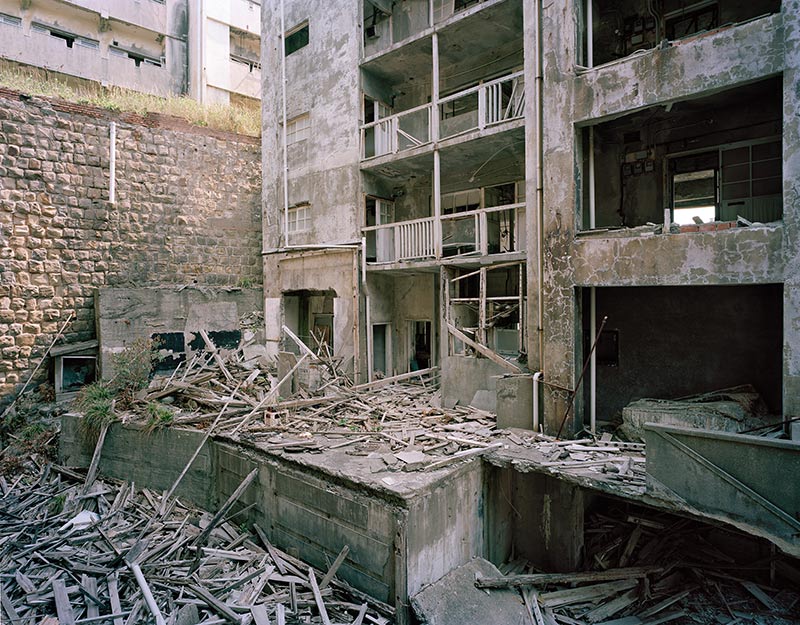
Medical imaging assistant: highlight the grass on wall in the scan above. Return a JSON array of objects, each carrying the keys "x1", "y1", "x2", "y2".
[{"x1": 0, "y1": 60, "x2": 261, "y2": 137}]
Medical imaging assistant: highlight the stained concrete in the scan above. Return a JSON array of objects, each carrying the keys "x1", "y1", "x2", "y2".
[
  {"x1": 410, "y1": 558, "x2": 526, "y2": 625},
  {"x1": 58, "y1": 415, "x2": 487, "y2": 624},
  {"x1": 645, "y1": 423, "x2": 800, "y2": 557},
  {"x1": 95, "y1": 286, "x2": 263, "y2": 380},
  {"x1": 441, "y1": 354, "x2": 508, "y2": 409}
]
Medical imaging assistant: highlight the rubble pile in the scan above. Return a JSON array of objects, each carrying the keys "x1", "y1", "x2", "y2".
[
  {"x1": 477, "y1": 507, "x2": 800, "y2": 625},
  {"x1": 0, "y1": 462, "x2": 393, "y2": 625}
]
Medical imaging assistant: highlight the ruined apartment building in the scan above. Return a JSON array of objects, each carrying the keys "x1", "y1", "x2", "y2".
[
  {"x1": 0, "y1": 0, "x2": 262, "y2": 107},
  {"x1": 261, "y1": 0, "x2": 799, "y2": 437}
]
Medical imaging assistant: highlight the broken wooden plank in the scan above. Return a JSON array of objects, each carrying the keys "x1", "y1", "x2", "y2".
[
  {"x1": 308, "y1": 568, "x2": 332, "y2": 625},
  {"x1": 250, "y1": 604, "x2": 271, "y2": 625},
  {"x1": 740, "y1": 580, "x2": 780, "y2": 611},
  {"x1": 319, "y1": 545, "x2": 350, "y2": 590},
  {"x1": 539, "y1": 580, "x2": 638, "y2": 608},
  {"x1": 476, "y1": 566, "x2": 663, "y2": 589},
  {"x1": 192, "y1": 468, "x2": 258, "y2": 548},
  {"x1": 52, "y1": 578, "x2": 76, "y2": 625},
  {"x1": 446, "y1": 323, "x2": 522, "y2": 373},
  {"x1": 127, "y1": 563, "x2": 166, "y2": 625}
]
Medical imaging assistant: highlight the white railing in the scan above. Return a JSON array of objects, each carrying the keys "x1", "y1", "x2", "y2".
[
  {"x1": 361, "y1": 103, "x2": 432, "y2": 159},
  {"x1": 363, "y1": 203, "x2": 524, "y2": 264},
  {"x1": 439, "y1": 71, "x2": 525, "y2": 140},
  {"x1": 360, "y1": 72, "x2": 525, "y2": 159}
]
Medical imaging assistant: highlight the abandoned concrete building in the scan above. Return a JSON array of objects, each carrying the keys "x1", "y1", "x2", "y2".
[
  {"x1": 0, "y1": 0, "x2": 262, "y2": 106},
  {"x1": 1, "y1": 0, "x2": 800, "y2": 623}
]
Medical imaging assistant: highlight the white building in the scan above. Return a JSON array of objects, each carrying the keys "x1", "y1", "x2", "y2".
[{"x1": 0, "y1": 0, "x2": 261, "y2": 107}]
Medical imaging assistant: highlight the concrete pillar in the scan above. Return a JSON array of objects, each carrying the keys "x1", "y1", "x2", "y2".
[
  {"x1": 783, "y1": 0, "x2": 800, "y2": 421},
  {"x1": 513, "y1": 472, "x2": 584, "y2": 572}
]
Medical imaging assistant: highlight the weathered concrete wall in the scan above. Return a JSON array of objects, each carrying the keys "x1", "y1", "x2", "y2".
[
  {"x1": 645, "y1": 423, "x2": 800, "y2": 557},
  {"x1": 783, "y1": 0, "x2": 800, "y2": 419},
  {"x1": 441, "y1": 354, "x2": 507, "y2": 408},
  {"x1": 536, "y1": 3, "x2": 798, "y2": 433},
  {"x1": 0, "y1": 92, "x2": 262, "y2": 401},
  {"x1": 261, "y1": 0, "x2": 362, "y2": 249},
  {"x1": 405, "y1": 461, "x2": 484, "y2": 598},
  {"x1": 59, "y1": 416, "x2": 487, "y2": 624},
  {"x1": 485, "y1": 464, "x2": 584, "y2": 572},
  {"x1": 573, "y1": 227, "x2": 784, "y2": 286},
  {"x1": 59, "y1": 415, "x2": 214, "y2": 509},
  {"x1": 96, "y1": 287, "x2": 264, "y2": 379},
  {"x1": 584, "y1": 285, "x2": 783, "y2": 419}
]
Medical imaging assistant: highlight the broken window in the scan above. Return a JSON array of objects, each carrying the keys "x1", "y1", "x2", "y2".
[
  {"x1": 33, "y1": 23, "x2": 99, "y2": 50},
  {"x1": 110, "y1": 46, "x2": 162, "y2": 67},
  {"x1": 0, "y1": 13, "x2": 21, "y2": 28},
  {"x1": 445, "y1": 263, "x2": 526, "y2": 363},
  {"x1": 284, "y1": 21, "x2": 309, "y2": 56},
  {"x1": 587, "y1": 0, "x2": 780, "y2": 67}
]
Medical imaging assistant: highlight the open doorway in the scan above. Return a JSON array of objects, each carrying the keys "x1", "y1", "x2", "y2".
[
  {"x1": 283, "y1": 289, "x2": 336, "y2": 354},
  {"x1": 372, "y1": 323, "x2": 392, "y2": 377},
  {"x1": 408, "y1": 320, "x2": 432, "y2": 371}
]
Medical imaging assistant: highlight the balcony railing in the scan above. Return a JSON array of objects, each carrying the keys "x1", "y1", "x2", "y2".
[
  {"x1": 361, "y1": 72, "x2": 524, "y2": 159},
  {"x1": 364, "y1": 203, "x2": 525, "y2": 264},
  {"x1": 439, "y1": 71, "x2": 525, "y2": 140},
  {"x1": 361, "y1": 103, "x2": 432, "y2": 159}
]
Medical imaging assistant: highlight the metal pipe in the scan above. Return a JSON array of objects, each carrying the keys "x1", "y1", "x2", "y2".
[
  {"x1": 588, "y1": 126, "x2": 595, "y2": 229},
  {"x1": 587, "y1": 0, "x2": 593, "y2": 67},
  {"x1": 534, "y1": 0, "x2": 545, "y2": 371},
  {"x1": 589, "y1": 287, "x2": 596, "y2": 434},
  {"x1": 532, "y1": 371, "x2": 543, "y2": 432},
  {"x1": 280, "y1": 0, "x2": 290, "y2": 247},
  {"x1": 109, "y1": 122, "x2": 116, "y2": 204}
]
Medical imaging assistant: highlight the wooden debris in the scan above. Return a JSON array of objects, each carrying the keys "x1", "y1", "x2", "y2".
[{"x1": 0, "y1": 464, "x2": 393, "y2": 625}]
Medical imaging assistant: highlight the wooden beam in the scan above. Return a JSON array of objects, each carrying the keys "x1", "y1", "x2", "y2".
[{"x1": 446, "y1": 322, "x2": 522, "y2": 373}]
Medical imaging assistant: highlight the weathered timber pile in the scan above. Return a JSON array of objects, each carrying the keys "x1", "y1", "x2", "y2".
[
  {"x1": 0, "y1": 462, "x2": 393, "y2": 625},
  {"x1": 477, "y1": 506, "x2": 800, "y2": 625},
  {"x1": 129, "y1": 337, "x2": 642, "y2": 479}
]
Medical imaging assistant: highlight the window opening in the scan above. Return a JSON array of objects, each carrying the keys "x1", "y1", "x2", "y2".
[
  {"x1": 284, "y1": 22, "x2": 309, "y2": 55},
  {"x1": 286, "y1": 114, "x2": 310, "y2": 144},
  {"x1": 287, "y1": 204, "x2": 311, "y2": 233}
]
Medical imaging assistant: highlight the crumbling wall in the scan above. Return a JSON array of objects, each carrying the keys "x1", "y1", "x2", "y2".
[{"x1": 0, "y1": 91, "x2": 262, "y2": 400}]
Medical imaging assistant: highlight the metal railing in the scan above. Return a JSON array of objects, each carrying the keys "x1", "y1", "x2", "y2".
[
  {"x1": 363, "y1": 202, "x2": 524, "y2": 264},
  {"x1": 361, "y1": 103, "x2": 432, "y2": 159}
]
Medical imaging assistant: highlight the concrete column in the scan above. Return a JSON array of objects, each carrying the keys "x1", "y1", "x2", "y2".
[
  {"x1": 783, "y1": 0, "x2": 800, "y2": 424},
  {"x1": 540, "y1": 0, "x2": 578, "y2": 435}
]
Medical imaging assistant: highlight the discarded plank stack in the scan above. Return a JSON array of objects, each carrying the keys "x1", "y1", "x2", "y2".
[
  {"x1": 0, "y1": 462, "x2": 393, "y2": 625},
  {"x1": 476, "y1": 506, "x2": 800, "y2": 625}
]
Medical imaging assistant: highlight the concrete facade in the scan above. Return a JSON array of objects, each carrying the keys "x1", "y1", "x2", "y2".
[
  {"x1": 0, "y1": 92, "x2": 262, "y2": 401},
  {"x1": 0, "y1": 0, "x2": 261, "y2": 105},
  {"x1": 261, "y1": 0, "x2": 529, "y2": 401},
  {"x1": 535, "y1": 0, "x2": 800, "y2": 436}
]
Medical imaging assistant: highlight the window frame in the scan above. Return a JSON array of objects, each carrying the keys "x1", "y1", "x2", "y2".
[{"x1": 284, "y1": 21, "x2": 309, "y2": 56}]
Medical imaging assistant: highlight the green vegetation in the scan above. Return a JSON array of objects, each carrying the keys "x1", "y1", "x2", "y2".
[
  {"x1": 144, "y1": 402, "x2": 174, "y2": 433},
  {"x1": 0, "y1": 60, "x2": 260, "y2": 137},
  {"x1": 108, "y1": 337, "x2": 162, "y2": 408},
  {"x1": 75, "y1": 382, "x2": 115, "y2": 443}
]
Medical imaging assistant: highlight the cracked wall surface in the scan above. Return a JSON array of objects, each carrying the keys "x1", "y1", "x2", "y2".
[{"x1": 535, "y1": 3, "x2": 799, "y2": 433}]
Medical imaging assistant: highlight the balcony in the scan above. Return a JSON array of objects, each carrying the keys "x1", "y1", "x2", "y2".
[
  {"x1": 364, "y1": 202, "x2": 525, "y2": 266},
  {"x1": 360, "y1": 71, "x2": 524, "y2": 161}
]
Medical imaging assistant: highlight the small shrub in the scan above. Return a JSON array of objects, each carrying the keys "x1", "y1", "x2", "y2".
[
  {"x1": 144, "y1": 402, "x2": 174, "y2": 433},
  {"x1": 75, "y1": 382, "x2": 115, "y2": 443},
  {"x1": 109, "y1": 338, "x2": 161, "y2": 408}
]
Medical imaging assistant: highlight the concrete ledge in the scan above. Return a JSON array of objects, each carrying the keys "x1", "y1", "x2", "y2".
[
  {"x1": 645, "y1": 423, "x2": 800, "y2": 556},
  {"x1": 59, "y1": 415, "x2": 486, "y2": 624}
]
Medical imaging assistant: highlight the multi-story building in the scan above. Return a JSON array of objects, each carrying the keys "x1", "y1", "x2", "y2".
[
  {"x1": 262, "y1": 0, "x2": 530, "y2": 409},
  {"x1": 262, "y1": 0, "x2": 799, "y2": 442},
  {"x1": 0, "y1": 0, "x2": 261, "y2": 107}
]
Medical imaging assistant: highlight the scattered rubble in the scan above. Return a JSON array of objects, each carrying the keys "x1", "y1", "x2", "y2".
[
  {"x1": 0, "y1": 461, "x2": 393, "y2": 625},
  {"x1": 474, "y1": 506, "x2": 800, "y2": 625}
]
